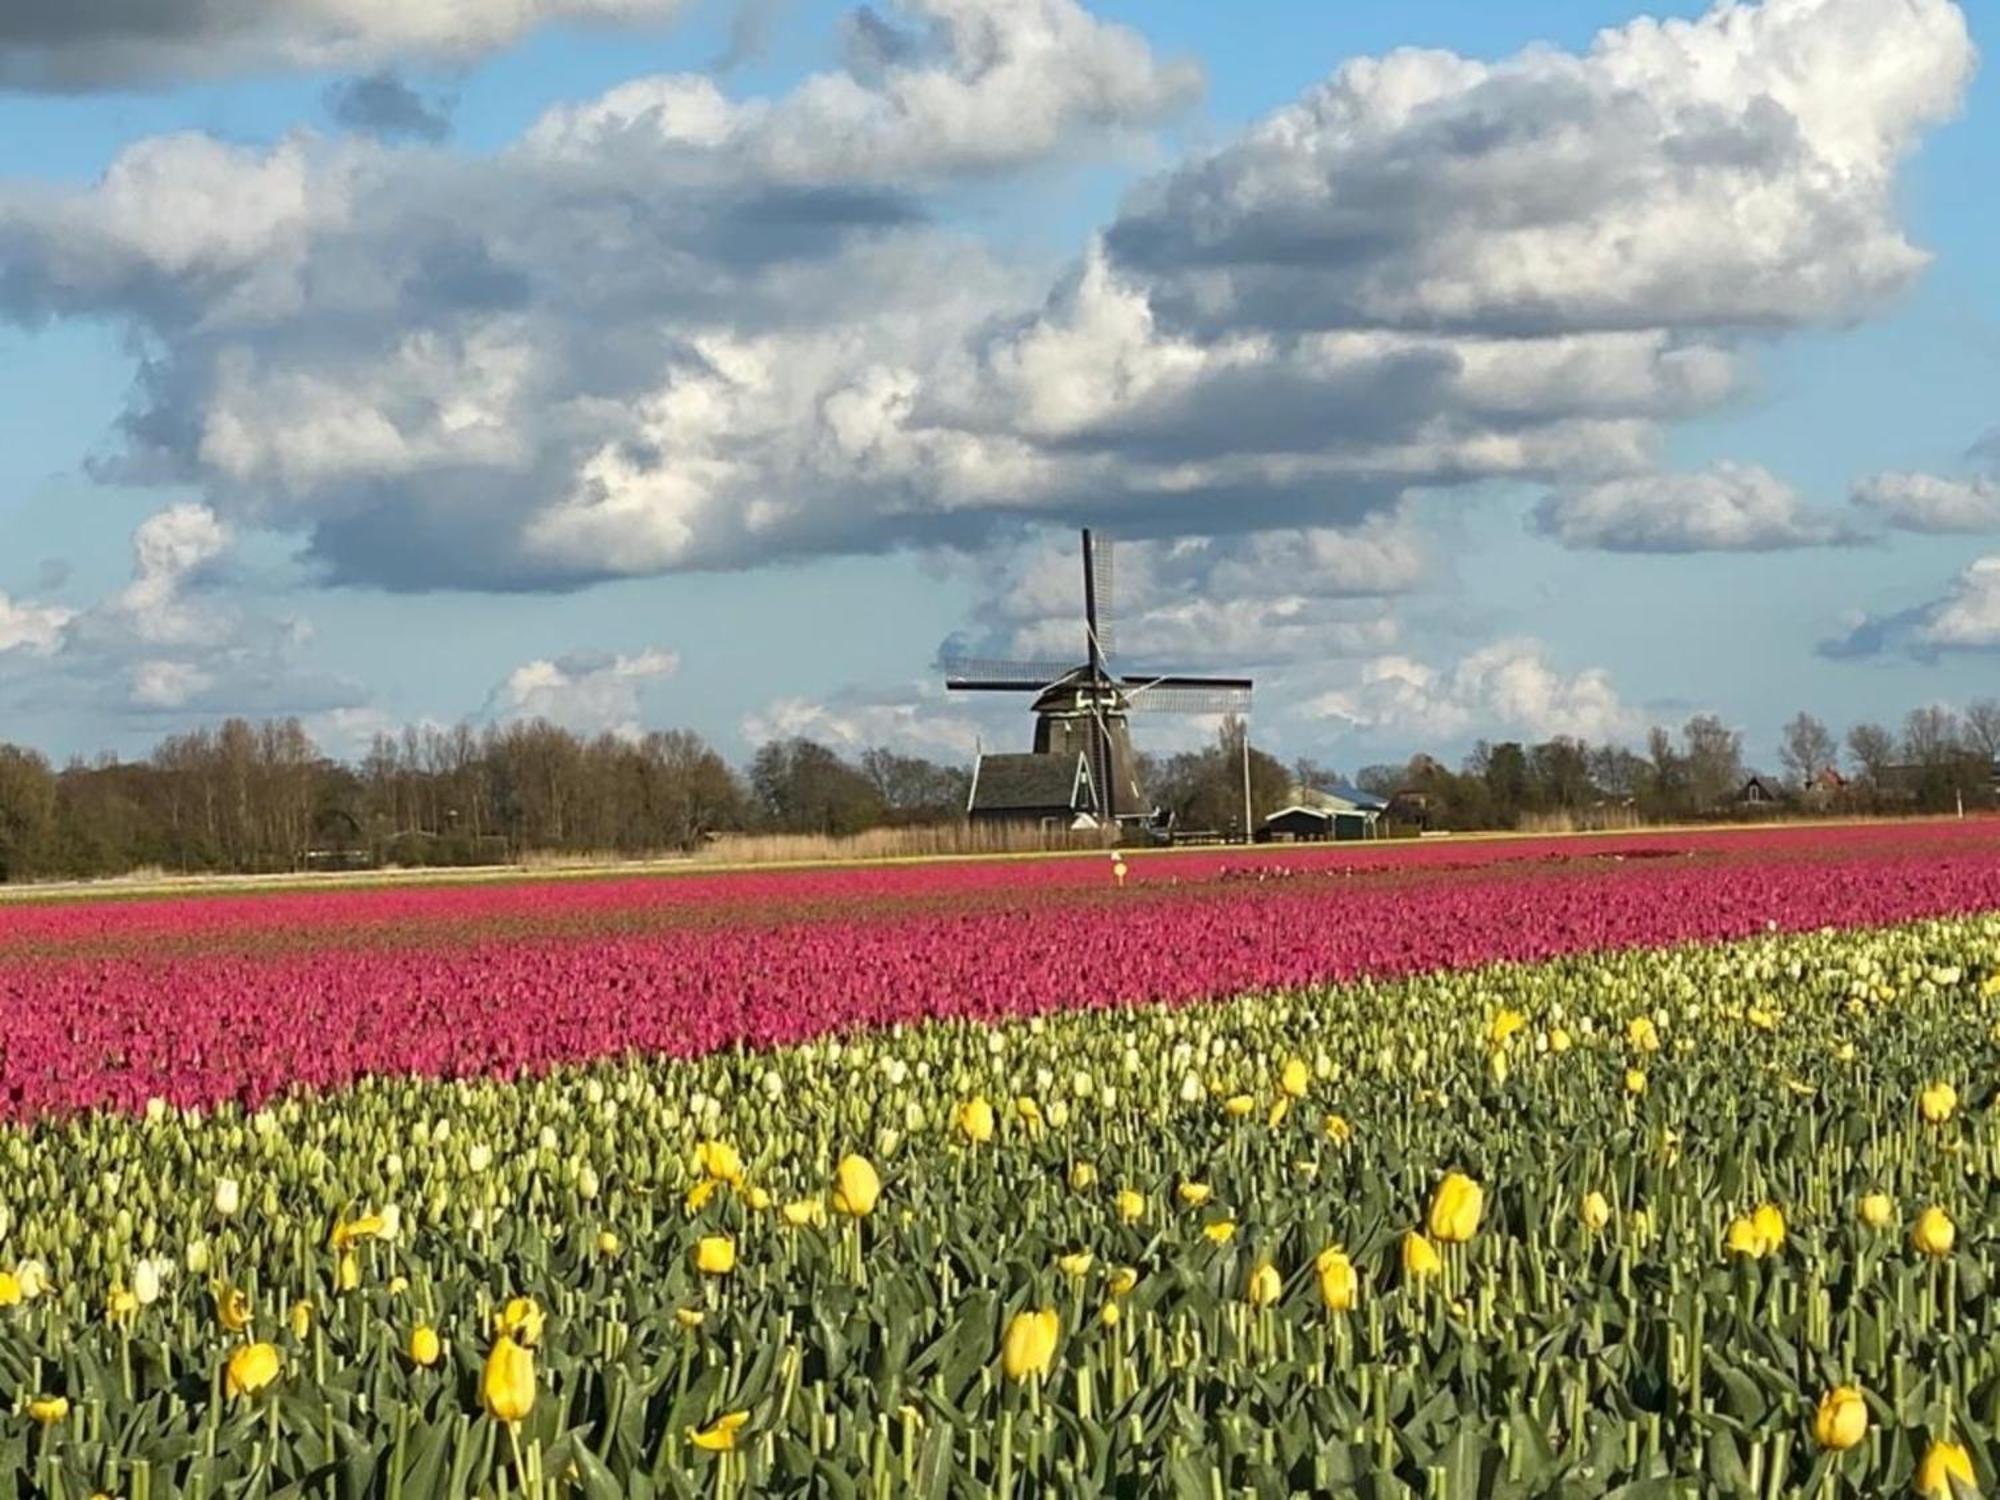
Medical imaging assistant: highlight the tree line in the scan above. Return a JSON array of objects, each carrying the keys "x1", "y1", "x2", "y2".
[
  {"x1": 1325, "y1": 703, "x2": 2000, "y2": 833},
  {"x1": 0, "y1": 698, "x2": 1994, "y2": 881},
  {"x1": 0, "y1": 719, "x2": 975, "y2": 881}
]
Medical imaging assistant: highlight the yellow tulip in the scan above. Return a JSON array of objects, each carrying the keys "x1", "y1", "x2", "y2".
[
  {"x1": 1580, "y1": 1191, "x2": 1612, "y2": 1234},
  {"x1": 495, "y1": 1296, "x2": 544, "y2": 1347},
  {"x1": 1279, "y1": 1056, "x2": 1310, "y2": 1098},
  {"x1": 409, "y1": 1325, "x2": 441, "y2": 1368},
  {"x1": 694, "y1": 1236, "x2": 737, "y2": 1275},
  {"x1": 1487, "y1": 1010, "x2": 1527, "y2": 1047},
  {"x1": 675, "y1": 1308, "x2": 705, "y2": 1330},
  {"x1": 1547, "y1": 1027, "x2": 1573, "y2": 1054},
  {"x1": 1913, "y1": 1206, "x2": 1957, "y2": 1258},
  {"x1": 26, "y1": 1396, "x2": 67, "y2": 1425},
  {"x1": 1624, "y1": 1068, "x2": 1647, "y2": 1096},
  {"x1": 1266, "y1": 1098, "x2": 1291, "y2": 1129},
  {"x1": 1068, "y1": 1161, "x2": 1096, "y2": 1192},
  {"x1": 1245, "y1": 1263, "x2": 1282, "y2": 1308},
  {"x1": 1921, "y1": 1082, "x2": 1959, "y2": 1125},
  {"x1": 0, "y1": 1273, "x2": 21, "y2": 1308},
  {"x1": 1107, "y1": 1266, "x2": 1139, "y2": 1297},
  {"x1": 687, "y1": 1411, "x2": 749, "y2": 1453},
  {"x1": 336, "y1": 1251, "x2": 360, "y2": 1293},
  {"x1": 1015, "y1": 1097, "x2": 1044, "y2": 1132},
  {"x1": 1099, "y1": 1301, "x2": 1121, "y2": 1328},
  {"x1": 744, "y1": 1186, "x2": 772, "y2": 1211},
  {"x1": 1202, "y1": 1219, "x2": 1237, "y2": 1244},
  {"x1": 957, "y1": 1097, "x2": 996, "y2": 1144},
  {"x1": 106, "y1": 1289, "x2": 138, "y2": 1324},
  {"x1": 597, "y1": 1229, "x2": 622, "y2": 1258},
  {"x1": 1427, "y1": 1173, "x2": 1484, "y2": 1244},
  {"x1": 1223, "y1": 1094, "x2": 1255, "y2": 1118},
  {"x1": 481, "y1": 1334, "x2": 536, "y2": 1424},
  {"x1": 330, "y1": 1213, "x2": 385, "y2": 1250},
  {"x1": 1813, "y1": 1385, "x2": 1868, "y2": 1451},
  {"x1": 695, "y1": 1140, "x2": 744, "y2": 1185},
  {"x1": 1115, "y1": 1189, "x2": 1145, "y2": 1225},
  {"x1": 832, "y1": 1155, "x2": 880, "y2": 1217},
  {"x1": 225, "y1": 1342, "x2": 281, "y2": 1400},
  {"x1": 781, "y1": 1197, "x2": 827, "y2": 1228},
  {"x1": 1751, "y1": 1202, "x2": 1786, "y2": 1251},
  {"x1": 1316, "y1": 1249, "x2": 1358, "y2": 1312},
  {"x1": 1000, "y1": 1308, "x2": 1060, "y2": 1381},
  {"x1": 216, "y1": 1284, "x2": 251, "y2": 1334},
  {"x1": 288, "y1": 1299, "x2": 312, "y2": 1341},
  {"x1": 1725, "y1": 1216, "x2": 1768, "y2": 1258},
  {"x1": 1403, "y1": 1231, "x2": 1442, "y2": 1279},
  {"x1": 1057, "y1": 1251, "x2": 1094, "y2": 1278},
  {"x1": 1860, "y1": 1192, "x2": 1895, "y2": 1230},
  {"x1": 1915, "y1": 1439, "x2": 1976, "y2": 1498},
  {"x1": 1323, "y1": 1114, "x2": 1353, "y2": 1143},
  {"x1": 1626, "y1": 1016, "x2": 1660, "y2": 1053},
  {"x1": 684, "y1": 1175, "x2": 722, "y2": 1213},
  {"x1": 1177, "y1": 1181, "x2": 1213, "y2": 1208}
]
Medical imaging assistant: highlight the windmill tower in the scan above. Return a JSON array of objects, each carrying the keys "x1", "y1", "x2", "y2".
[{"x1": 945, "y1": 530, "x2": 1252, "y2": 834}]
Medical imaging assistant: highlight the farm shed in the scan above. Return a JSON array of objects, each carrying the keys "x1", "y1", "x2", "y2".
[
  {"x1": 1260, "y1": 783, "x2": 1386, "y2": 842},
  {"x1": 966, "y1": 752, "x2": 1099, "y2": 829}
]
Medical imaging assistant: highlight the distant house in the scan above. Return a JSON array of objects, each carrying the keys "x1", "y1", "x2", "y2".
[
  {"x1": 1736, "y1": 775, "x2": 1784, "y2": 808},
  {"x1": 1260, "y1": 783, "x2": 1388, "y2": 843},
  {"x1": 1801, "y1": 768, "x2": 1848, "y2": 811},
  {"x1": 966, "y1": 752, "x2": 1100, "y2": 829}
]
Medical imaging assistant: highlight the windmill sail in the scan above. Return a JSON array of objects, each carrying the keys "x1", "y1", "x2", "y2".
[{"x1": 944, "y1": 529, "x2": 1254, "y2": 833}]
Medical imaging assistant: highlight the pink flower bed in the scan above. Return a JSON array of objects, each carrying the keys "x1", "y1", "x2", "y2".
[{"x1": 2, "y1": 821, "x2": 1999, "y2": 1120}]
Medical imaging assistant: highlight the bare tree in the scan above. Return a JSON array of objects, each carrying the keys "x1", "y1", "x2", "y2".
[
  {"x1": 1845, "y1": 722, "x2": 1895, "y2": 786},
  {"x1": 1903, "y1": 705, "x2": 1963, "y2": 768},
  {"x1": 1963, "y1": 699, "x2": 2000, "y2": 763},
  {"x1": 1681, "y1": 714, "x2": 1743, "y2": 812},
  {"x1": 1777, "y1": 712, "x2": 1838, "y2": 788}
]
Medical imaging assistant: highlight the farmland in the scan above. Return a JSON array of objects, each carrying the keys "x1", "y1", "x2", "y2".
[{"x1": 5, "y1": 823, "x2": 2000, "y2": 1495}]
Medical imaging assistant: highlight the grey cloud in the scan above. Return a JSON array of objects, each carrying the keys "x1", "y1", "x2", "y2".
[
  {"x1": 0, "y1": 0, "x2": 691, "y2": 90},
  {"x1": 1533, "y1": 462, "x2": 1853, "y2": 553},
  {"x1": 716, "y1": 0, "x2": 789, "y2": 74},
  {"x1": 325, "y1": 72, "x2": 453, "y2": 143},
  {"x1": 1851, "y1": 470, "x2": 2000, "y2": 534}
]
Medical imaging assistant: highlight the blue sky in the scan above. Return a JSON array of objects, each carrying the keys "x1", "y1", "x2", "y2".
[{"x1": 0, "y1": 0, "x2": 1995, "y2": 777}]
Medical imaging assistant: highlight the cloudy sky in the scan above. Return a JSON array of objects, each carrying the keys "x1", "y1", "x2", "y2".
[{"x1": 0, "y1": 0, "x2": 1994, "y2": 774}]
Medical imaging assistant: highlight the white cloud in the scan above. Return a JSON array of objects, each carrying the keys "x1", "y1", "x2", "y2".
[
  {"x1": 1852, "y1": 471, "x2": 2000, "y2": 533},
  {"x1": 527, "y1": 0, "x2": 1200, "y2": 181},
  {"x1": 947, "y1": 515, "x2": 1423, "y2": 672},
  {"x1": 1533, "y1": 461, "x2": 1848, "y2": 552},
  {"x1": 741, "y1": 684, "x2": 984, "y2": 759},
  {"x1": 1821, "y1": 555, "x2": 2000, "y2": 659},
  {"x1": 491, "y1": 648, "x2": 681, "y2": 738},
  {"x1": 0, "y1": 592, "x2": 73, "y2": 655},
  {"x1": 1304, "y1": 639, "x2": 1636, "y2": 743},
  {"x1": 0, "y1": 0, "x2": 693, "y2": 89},
  {"x1": 112, "y1": 502, "x2": 234, "y2": 646},
  {"x1": 1920, "y1": 557, "x2": 2000, "y2": 650},
  {"x1": 1105, "y1": 0, "x2": 1972, "y2": 336},
  {"x1": 129, "y1": 659, "x2": 217, "y2": 709},
  {"x1": 0, "y1": 0, "x2": 1973, "y2": 592}
]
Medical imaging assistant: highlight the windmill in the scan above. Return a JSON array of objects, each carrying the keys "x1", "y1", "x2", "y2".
[{"x1": 945, "y1": 530, "x2": 1253, "y2": 836}]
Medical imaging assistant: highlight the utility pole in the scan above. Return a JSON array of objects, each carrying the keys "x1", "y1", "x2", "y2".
[{"x1": 1241, "y1": 718, "x2": 1253, "y2": 845}]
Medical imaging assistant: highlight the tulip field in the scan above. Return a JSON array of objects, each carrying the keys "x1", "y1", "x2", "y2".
[{"x1": 8, "y1": 824, "x2": 2000, "y2": 1495}]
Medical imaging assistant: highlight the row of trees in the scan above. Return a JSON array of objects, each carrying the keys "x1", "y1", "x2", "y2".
[
  {"x1": 1, "y1": 698, "x2": 1995, "y2": 880},
  {"x1": 1321, "y1": 702, "x2": 2000, "y2": 833},
  {"x1": 0, "y1": 719, "x2": 974, "y2": 881}
]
